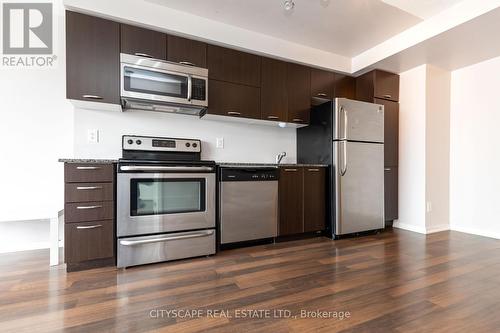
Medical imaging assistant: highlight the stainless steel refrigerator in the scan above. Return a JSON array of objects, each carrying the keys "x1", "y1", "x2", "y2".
[{"x1": 297, "y1": 98, "x2": 384, "y2": 238}]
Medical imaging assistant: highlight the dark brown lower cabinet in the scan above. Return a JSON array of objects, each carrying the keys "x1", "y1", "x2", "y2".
[
  {"x1": 279, "y1": 168, "x2": 304, "y2": 235},
  {"x1": 384, "y1": 166, "x2": 398, "y2": 222},
  {"x1": 279, "y1": 166, "x2": 326, "y2": 236},
  {"x1": 64, "y1": 163, "x2": 115, "y2": 272},
  {"x1": 304, "y1": 168, "x2": 326, "y2": 232}
]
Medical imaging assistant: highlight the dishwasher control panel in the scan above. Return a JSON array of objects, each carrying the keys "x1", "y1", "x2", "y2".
[{"x1": 220, "y1": 167, "x2": 279, "y2": 182}]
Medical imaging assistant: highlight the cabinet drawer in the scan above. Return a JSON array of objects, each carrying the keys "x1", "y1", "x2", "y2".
[
  {"x1": 65, "y1": 220, "x2": 114, "y2": 263},
  {"x1": 65, "y1": 183, "x2": 114, "y2": 203},
  {"x1": 65, "y1": 163, "x2": 114, "y2": 183},
  {"x1": 65, "y1": 201, "x2": 114, "y2": 223}
]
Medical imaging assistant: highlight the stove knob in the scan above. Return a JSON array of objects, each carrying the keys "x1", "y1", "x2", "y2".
[
  {"x1": 192, "y1": 142, "x2": 198, "y2": 148},
  {"x1": 185, "y1": 142, "x2": 191, "y2": 147},
  {"x1": 127, "y1": 139, "x2": 133, "y2": 145},
  {"x1": 136, "y1": 140, "x2": 142, "y2": 145}
]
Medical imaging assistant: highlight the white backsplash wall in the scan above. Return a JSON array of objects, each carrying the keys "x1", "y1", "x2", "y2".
[{"x1": 74, "y1": 108, "x2": 297, "y2": 163}]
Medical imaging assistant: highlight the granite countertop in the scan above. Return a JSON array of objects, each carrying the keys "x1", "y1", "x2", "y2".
[
  {"x1": 217, "y1": 162, "x2": 328, "y2": 168},
  {"x1": 59, "y1": 158, "x2": 118, "y2": 164}
]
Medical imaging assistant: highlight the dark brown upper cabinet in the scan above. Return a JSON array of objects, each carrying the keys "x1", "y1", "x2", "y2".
[
  {"x1": 334, "y1": 74, "x2": 356, "y2": 99},
  {"x1": 120, "y1": 24, "x2": 166, "y2": 60},
  {"x1": 260, "y1": 58, "x2": 288, "y2": 122},
  {"x1": 287, "y1": 63, "x2": 311, "y2": 125},
  {"x1": 303, "y1": 167, "x2": 326, "y2": 232},
  {"x1": 66, "y1": 11, "x2": 120, "y2": 104},
  {"x1": 208, "y1": 79, "x2": 261, "y2": 119},
  {"x1": 279, "y1": 167, "x2": 304, "y2": 236},
  {"x1": 375, "y1": 98, "x2": 399, "y2": 166},
  {"x1": 167, "y1": 35, "x2": 207, "y2": 68},
  {"x1": 311, "y1": 68, "x2": 334, "y2": 100},
  {"x1": 207, "y1": 45, "x2": 261, "y2": 87},
  {"x1": 356, "y1": 70, "x2": 399, "y2": 102}
]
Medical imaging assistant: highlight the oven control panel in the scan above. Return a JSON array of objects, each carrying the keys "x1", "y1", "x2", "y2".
[{"x1": 122, "y1": 135, "x2": 201, "y2": 153}]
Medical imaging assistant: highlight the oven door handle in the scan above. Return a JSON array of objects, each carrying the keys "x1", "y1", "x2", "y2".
[
  {"x1": 120, "y1": 165, "x2": 214, "y2": 172},
  {"x1": 119, "y1": 230, "x2": 214, "y2": 246}
]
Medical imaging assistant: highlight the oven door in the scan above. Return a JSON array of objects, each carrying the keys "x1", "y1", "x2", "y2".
[{"x1": 117, "y1": 170, "x2": 215, "y2": 237}]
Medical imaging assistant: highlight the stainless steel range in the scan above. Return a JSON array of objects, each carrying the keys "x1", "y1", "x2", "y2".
[{"x1": 117, "y1": 135, "x2": 216, "y2": 268}]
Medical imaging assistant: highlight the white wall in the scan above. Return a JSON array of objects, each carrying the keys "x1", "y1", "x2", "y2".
[
  {"x1": 396, "y1": 65, "x2": 427, "y2": 233},
  {"x1": 0, "y1": 0, "x2": 73, "y2": 223},
  {"x1": 450, "y1": 56, "x2": 500, "y2": 238},
  {"x1": 73, "y1": 109, "x2": 297, "y2": 164}
]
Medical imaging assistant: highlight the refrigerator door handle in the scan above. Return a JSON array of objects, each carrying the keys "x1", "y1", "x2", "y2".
[
  {"x1": 340, "y1": 140, "x2": 348, "y2": 176},
  {"x1": 342, "y1": 106, "x2": 348, "y2": 140}
]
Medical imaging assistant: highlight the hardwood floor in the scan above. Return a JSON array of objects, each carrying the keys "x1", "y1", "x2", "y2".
[{"x1": 1, "y1": 229, "x2": 500, "y2": 332}]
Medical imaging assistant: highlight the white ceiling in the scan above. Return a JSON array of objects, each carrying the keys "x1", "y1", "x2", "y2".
[
  {"x1": 148, "y1": 0, "x2": 426, "y2": 57},
  {"x1": 381, "y1": 0, "x2": 465, "y2": 19}
]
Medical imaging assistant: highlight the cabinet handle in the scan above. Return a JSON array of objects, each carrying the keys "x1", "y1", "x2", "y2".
[
  {"x1": 292, "y1": 118, "x2": 304, "y2": 123},
  {"x1": 82, "y1": 95, "x2": 103, "y2": 100},
  {"x1": 134, "y1": 52, "x2": 153, "y2": 58},
  {"x1": 77, "y1": 224, "x2": 102, "y2": 230},
  {"x1": 267, "y1": 115, "x2": 279, "y2": 120},
  {"x1": 76, "y1": 186, "x2": 103, "y2": 190},
  {"x1": 284, "y1": 168, "x2": 298, "y2": 172},
  {"x1": 384, "y1": 168, "x2": 391, "y2": 171},
  {"x1": 227, "y1": 111, "x2": 241, "y2": 116},
  {"x1": 76, "y1": 205, "x2": 102, "y2": 210},
  {"x1": 308, "y1": 168, "x2": 320, "y2": 172},
  {"x1": 179, "y1": 61, "x2": 195, "y2": 66},
  {"x1": 316, "y1": 93, "x2": 327, "y2": 97},
  {"x1": 76, "y1": 166, "x2": 101, "y2": 170},
  {"x1": 383, "y1": 94, "x2": 392, "y2": 99}
]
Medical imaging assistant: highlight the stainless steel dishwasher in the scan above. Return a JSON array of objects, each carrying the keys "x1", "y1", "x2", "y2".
[{"x1": 220, "y1": 167, "x2": 279, "y2": 244}]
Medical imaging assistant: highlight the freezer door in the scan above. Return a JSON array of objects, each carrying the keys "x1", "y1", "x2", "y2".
[
  {"x1": 334, "y1": 98, "x2": 384, "y2": 143},
  {"x1": 334, "y1": 141, "x2": 384, "y2": 235}
]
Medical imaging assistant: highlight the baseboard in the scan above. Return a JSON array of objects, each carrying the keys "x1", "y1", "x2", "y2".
[
  {"x1": 450, "y1": 226, "x2": 500, "y2": 240},
  {"x1": 393, "y1": 222, "x2": 450, "y2": 234}
]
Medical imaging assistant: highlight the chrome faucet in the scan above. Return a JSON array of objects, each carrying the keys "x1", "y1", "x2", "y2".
[{"x1": 276, "y1": 152, "x2": 287, "y2": 164}]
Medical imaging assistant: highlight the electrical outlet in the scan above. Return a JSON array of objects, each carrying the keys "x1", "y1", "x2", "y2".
[
  {"x1": 216, "y1": 137, "x2": 224, "y2": 149},
  {"x1": 426, "y1": 202, "x2": 432, "y2": 213},
  {"x1": 87, "y1": 129, "x2": 99, "y2": 144}
]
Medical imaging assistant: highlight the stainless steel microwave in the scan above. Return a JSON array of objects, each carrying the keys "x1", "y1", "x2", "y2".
[{"x1": 120, "y1": 53, "x2": 208, "y2": 116}]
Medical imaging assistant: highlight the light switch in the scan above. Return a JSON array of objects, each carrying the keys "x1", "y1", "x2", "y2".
[
  {"x1": 87, "y1": 129, "x2": 99, "y2": 144},
  {"x1": 216, "y1": 137, "x2": 224, "y2": 149}
]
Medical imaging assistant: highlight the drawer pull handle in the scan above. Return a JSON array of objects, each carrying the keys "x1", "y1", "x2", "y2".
[
  {"x1": 292, "y1": 118, "x2": 304, "y2": 123},
  {"x1": 134, "y1": 52, "x2": 153, "y2": 58},
  {"x1": 383, "y1": 94, "x2": 392, "y2": 99},
  {"x1": 316, "y1": 93, "x2": 327, "y2": 97},
  {"x1": 284, "y1": 168, "x2": 298, "y2": 172},
  {"x1": 120, "y1": 230, "x2": 214, "y2": 246},
  {"x1": 267, "y1": 115, "x2": 279, "y2": 120},
  {"x1": 384, "y1": 168, "x2": 391, "y2": 171},
  {"x1": 76, "y1": 186, "x2": 103, "y2": 190},
  {"x1": 77, "y1": 224, "x2": 102, "y2": 230},
  {"x1": 76, "y1": 166, "x2": 101, "y2": 170},
  {"x1": 76, "y1": 205, "x2": 102, "y2": 210},
  {"x1": 179, "y1": 61, "x2": 195, "y2": 66},
  {"x1": 227, "y1": 111, "x2": 241, "y2": 116},
  {"x1": 308, "y1": 168, "x2": 320, "y2": 172},
  {"x1": 82, "y1": 95, "x2": 103, "y2": 100}
]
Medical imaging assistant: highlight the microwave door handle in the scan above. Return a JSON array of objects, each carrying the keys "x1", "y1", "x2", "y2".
[{"x1": 187, "y1": 75, "x2": 192, "y2": 102}]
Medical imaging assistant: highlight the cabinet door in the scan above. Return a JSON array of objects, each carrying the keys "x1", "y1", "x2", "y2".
[
  {"x1": 334, "y1": 74, "x2": 356, "y2": 99},
  {"x1": 120, "y1": 24, "x2": 166, "y2": 60},
  {"x1": 311, "y1": 69, "x2": 334, "y2": 100},
  {"x1": 65, "y1": 220, "x2": 114, "y2": 263},
  {"x1": 384, "y1": 166, "x2": 398, "y2": 221},
  {"x1": 304, "y1": 167, "x2": 326, "y2": 232},
  {"x1": 355, "y1": 71, "x2": 375, "y2": 102},
  {"x1": 279, "y1": 167, "x2": 304, "y2": 235},
  {"x1": 208, "y1": 80, "x2": 261, "y2": 119},
  {"x1": 207, "y1": 45, "x2": 261, "y2": 87},
  {"x1": 375, "y1": 99, "x2": 399, "y2": 166},
  {"x1": 66, "y1": 11, "x2": 120, "y2": 104},
  {"x1": 374, "y1": 70, "x2": 399, "y2": 102},
  {"x1": 260, "y1": 58, "x2": 288, "y2": 122},
  {"x1": 167, "y1": 35, "x2": 207, "y2": 67},
  {"x1": 287, "y1": 63, "x2": 311, "y2": 125}
]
